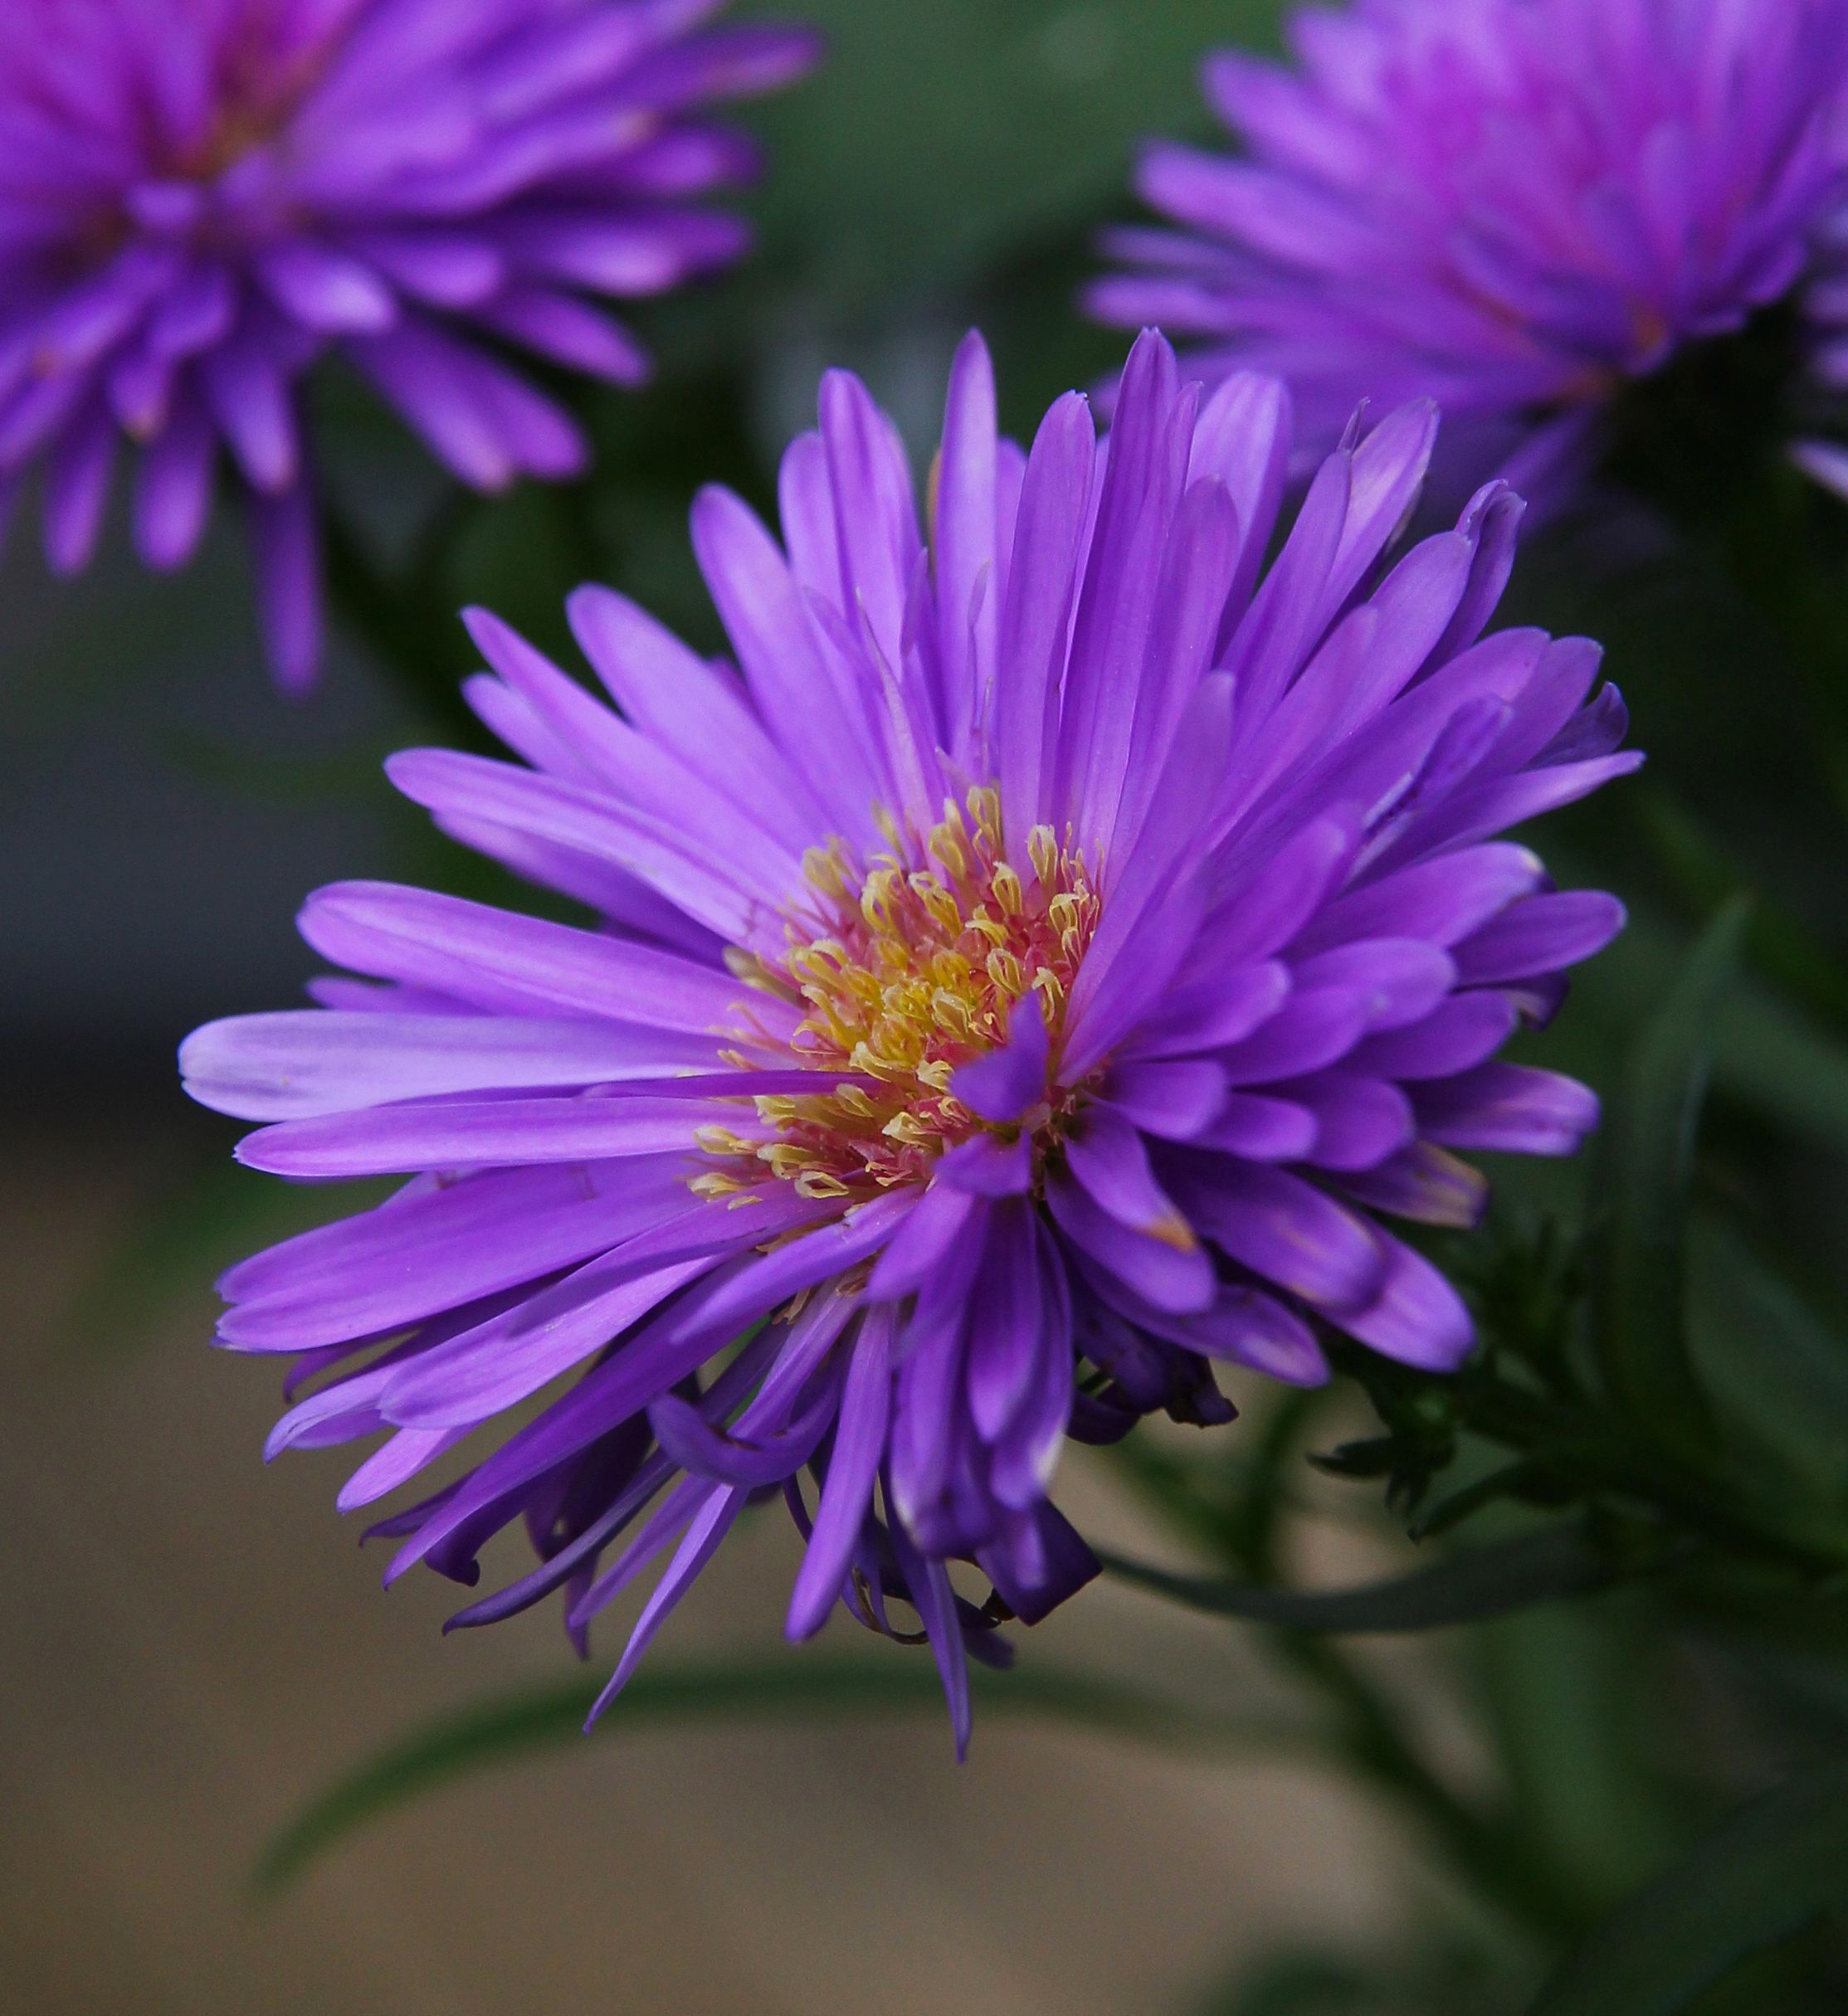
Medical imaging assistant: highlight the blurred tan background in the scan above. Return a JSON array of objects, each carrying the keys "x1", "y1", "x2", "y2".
[{"x1": 0, "y1": 1091, "x2": 1431, "y2": 2016}]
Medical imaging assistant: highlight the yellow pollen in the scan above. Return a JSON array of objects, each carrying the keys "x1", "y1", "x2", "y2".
[{"x1": 709, "y1": 794, "x2": 1103, "y2": 1200}]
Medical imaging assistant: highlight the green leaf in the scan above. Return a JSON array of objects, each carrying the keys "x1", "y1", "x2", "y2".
[
  {"x1": 1690, "y1": 1219, "x2": 1848, "y2": 1518},
  {"x1": 1715, "y1": 980, "x2": 1848, "y2": 1164},
  {"x1": 255, "y1": 1656, "x2": 1299, "y2": 1893},
  {"x1": 1097, "y1": 1524, "x2": 1610, "y2": 1634},
  {"x1": 1636, "y1": 790, "x2": 1848, "y2": 1035},
  {"x1": 1546, "y1": 877, "x2": 1848, "y2": 1168},
  {"x1": 1528, "y1": 1765, "x2": 1848, "y2": 2016},
  {"x1": 1593, "y1": 899, "x2": 1749, "y2": 1455}
]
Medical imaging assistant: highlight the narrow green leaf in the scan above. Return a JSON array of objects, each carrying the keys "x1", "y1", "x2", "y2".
[
  {"x1": 255, "y1": 1657, "x2": 1297, "y2": 1894},
  {"x1": 1690, "y1": 1219, "x2": 1848, "y2": 1518},
  {"x1": 1715, "y1": 981, "x2": 1848, "y2": 1164},
  {"x1": 1098, "y1": 1524, "x2": 1609, "y2": 1634},
  {"x1": 1529, "y1": 1765, "x2": 1848, "y2": 2016},
  {"x1": 1594, "y1": 899, "x2": 1750, "y2": 1454},
  {"x1": 1636, "y1": 790, "x2": 1848, "y2": 1034}
]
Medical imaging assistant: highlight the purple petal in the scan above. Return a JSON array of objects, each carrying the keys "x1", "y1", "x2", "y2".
[
  {"x1": 866, "y1": 1180, "x2": 981, "y2": 1300},
  {"x1": 965, "y1": 1203, "x2": 1049, "y2": 1441},
  {"x1": 936, "y1": 1132, "x2": 1034, "y2": 1196},
  {"x1": 934, "y1": 329, "x2": 1000, "y2": 749},
  {"x1": 134, "y1": 398, "x2": 215, "y2": 569},
  {"x1": 997, "y1": 390, "x2": 1097, "y2": 837},
  {"x1": 1182, "y1": 1162, "x2": 1386, "y2": 1313},
  {"x1": 1046, "y1": 1170, "x2": 1214, "y2": 1313},
  {"x1": 787, "y1": 1309, "x2": 893, "y2": 1639},
  {"x1": 299, "y1": 880, "x2": 759, "y2": 1033},
  {"x1": 951, "y1": 996, "x2": 1050, "y2": 1123},
  {"x1": 1280, "y1": 1071, "x2": 1415, "y2": 1171},
  {"x1": 588, "y1": 1486, "x2": 746, "y2": 1723},
  {"x1": 1346, "y1": 992, "x2": 1517, "y2": 1079},
  {"x1": 1299, "y1": 844, "x2": 1543, "y2": 952},
  {"x1": 886, "y1": 1512, "x2": 973, "y2": 1760},
  {"x1": 1334, "y1": 1234, "x2": 1475, "y2": 1371},
  {"x1": 217, "y1": 1162, "x2": 676, "y2": 1351},
  {"x1": 180, "y1": 1008, "x2": 719, "y2": 1121},
  {"x1": 1412, "y1": 1064, "x2": 1600, "y2": 1154},
  {"x1": 677, "y1": 1191, "x2": 917, "y2": 1345},
  {"x1": 41, "y1": 397, "x2": 115, "y2": 576},
  {"x1": 1064, "y1": 1112, "x2": 1197, "y2": 1249},
  {"x1": 1217, "y1": 987, "x2": 1372, "y2": 1084},
  {"x1": 1102, "y1": 1058, "x2": 1228, "y2": 1139},
  {"x1": 247, "y1": 484, "x2": 321, "y2": 694},
  {"x1": 1161, "y1": 1285, "x2": 1329, "y2": 1386},
  {"x1": 235, "y1": 1094, "x2": 724, "y2": 1178},
  {"x1": 1454, "y1": 890, "x2": 1627, "y2": 983},
  {"x1": 1127, "y1": 959, "x2": 1290, "y2": 1059},
  {"x1": 256, "y1": 239, "x2": 397, "y2": 334},
  {"x1": 1192, "y1": 1090, "x2": 1319, "y2": 1161},
  {"x1": 1338, "y1": 1143, "x2": 1488, "y2": 1229},
  {"x1": 1294, "y1": 939, "x2": 1457, "y2": 1030}
]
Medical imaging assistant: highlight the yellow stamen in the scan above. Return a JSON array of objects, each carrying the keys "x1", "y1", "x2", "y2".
[{"x1": 693, "y1": 793, "x2": 1104, "y2": 1203}]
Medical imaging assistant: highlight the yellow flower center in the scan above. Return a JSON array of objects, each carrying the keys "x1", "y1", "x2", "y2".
[{"x1": 699, "y1": 787, "x2": 1101, "y2": 1203}]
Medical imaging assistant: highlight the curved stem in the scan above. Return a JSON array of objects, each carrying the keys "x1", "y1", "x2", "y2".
[{"x1": 1098, "y1": 1524, "x2": 1612, "y2": 1635}]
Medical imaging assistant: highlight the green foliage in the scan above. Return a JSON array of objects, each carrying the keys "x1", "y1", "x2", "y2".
[
  {"x1": 1591, "y1": 900, "x2": 1747, "y2": 1456},
  {"x1": 1529, "y1": 1767, "x2": 1848, "y2": 2016}
]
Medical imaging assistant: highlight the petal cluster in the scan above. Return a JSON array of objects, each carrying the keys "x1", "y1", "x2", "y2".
[
  {"x1": 1090, "y1": 0, "x2": 1848, "y2": 503},
  {"x1": 0, "y1": 0, "x2": 817, "y2": 685},
  {"x1": 181, "y1": 329, "x2": 1636, "y2": 1750}
]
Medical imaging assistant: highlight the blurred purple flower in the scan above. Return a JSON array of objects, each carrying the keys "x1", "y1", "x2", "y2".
[
  {"x1": 181, "y1": 330, "x2": 1635, "y2": 1750},
  {"x1": 0, "y1": 0, "x2": 817, "y2": 688},
  {"x1": 1090, "y1": 0, "x2": 1848, "y2": 507}
]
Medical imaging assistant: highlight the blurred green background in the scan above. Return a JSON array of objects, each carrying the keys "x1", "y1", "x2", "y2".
[{"x1": 7, "y1": 3, "x2": 1848, "y2": 2013}]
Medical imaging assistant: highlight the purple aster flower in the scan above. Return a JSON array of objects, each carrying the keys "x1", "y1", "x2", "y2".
[
  {"x1": 0, "y1": 0, "x2": 817, "y2": 690},
  {"x1": 180, "y1": 330, "x2": 1636, "y2": 1751},
  {"x1": 1089, "y1": 0, "x2": 1848, "y2": 507}
]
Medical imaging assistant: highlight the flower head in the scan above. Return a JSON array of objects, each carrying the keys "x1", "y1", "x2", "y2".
[
  {"x1": 0, "y1": 0, "x2": 817, "y2": 687},
  {"x1": 1090, "y1": 0, "x2": 1848, "y2": 504},
  {"x1": 181, "y1": 330, "x2": 1636, "y2": 1751}
]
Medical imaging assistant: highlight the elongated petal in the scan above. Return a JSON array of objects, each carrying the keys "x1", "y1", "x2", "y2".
[{"x1": 182, "y1": 1009, "x2": 717, "y2": 1121}]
